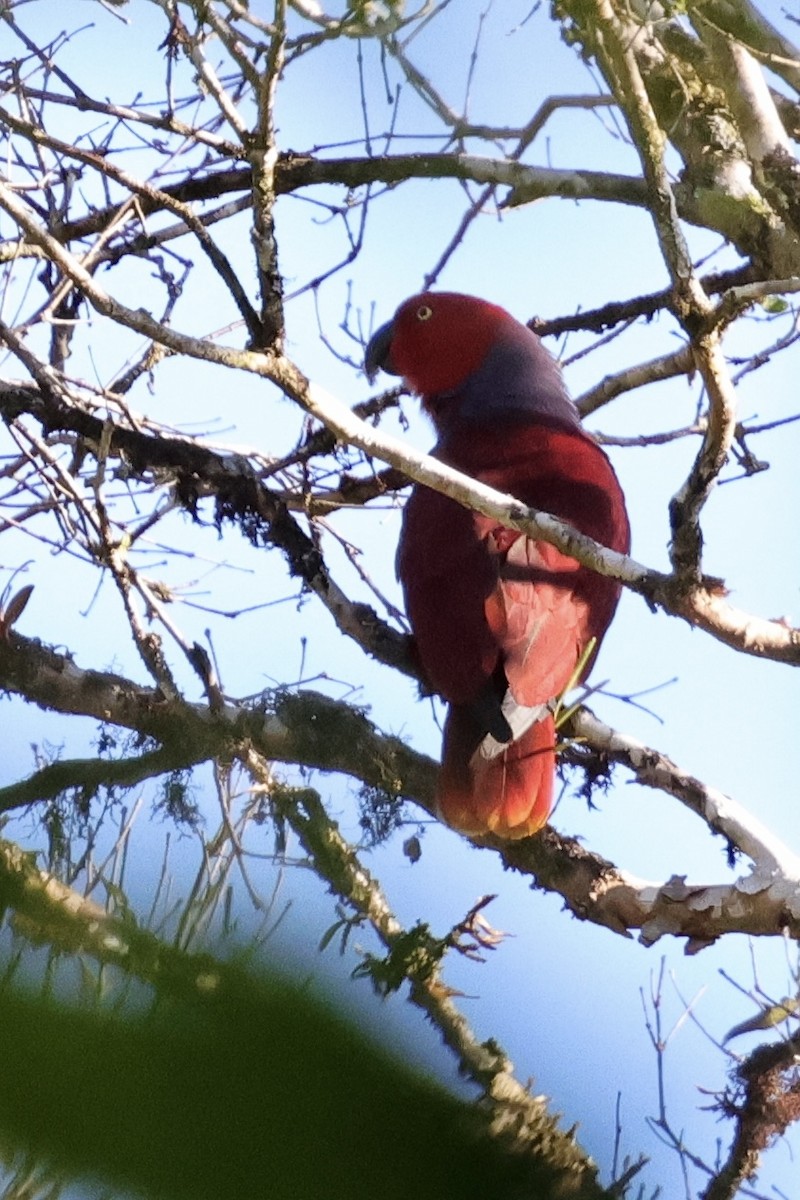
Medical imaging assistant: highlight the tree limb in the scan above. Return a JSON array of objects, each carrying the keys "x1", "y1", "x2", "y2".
[{"x1": 2, "y1": 628, "x2": 798, "y2": 948}]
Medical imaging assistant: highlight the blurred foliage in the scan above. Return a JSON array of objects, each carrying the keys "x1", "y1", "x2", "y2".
[{"x1": 0, "y1": 962, "x2": 561, "y2": 1200}]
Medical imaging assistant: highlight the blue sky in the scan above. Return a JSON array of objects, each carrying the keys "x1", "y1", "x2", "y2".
[{"x1": 2, "y1": 2, "x2": 800, "y2": 1196}]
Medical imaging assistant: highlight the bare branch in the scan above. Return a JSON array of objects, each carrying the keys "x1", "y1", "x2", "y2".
[
  {"x1": 2, "y1": 624, "x2": 799, "y2": 950},
  {"x1": 248, "y1": 0, "x2": 286, "y2": 348},
  {"x1": 686, "y1": 0, "x2": 800, "y2": 96},
  {"x1": 577, "y1": 346, "x2": 693, "y2": 416}
]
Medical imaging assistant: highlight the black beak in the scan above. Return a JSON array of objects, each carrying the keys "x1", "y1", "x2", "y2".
[{"x1": 364, "y1": 319, "x2": 399, "y2": 383}]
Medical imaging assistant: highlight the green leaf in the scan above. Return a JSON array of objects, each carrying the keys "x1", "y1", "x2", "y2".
[
  {"x1": 760, "y1": 295, "x2": 789, "y2": 314},
  {"x1": 724, "y1": 996, "x2": 800, "y2": 1042}
]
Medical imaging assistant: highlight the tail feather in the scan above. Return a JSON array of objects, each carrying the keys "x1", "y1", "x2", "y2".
[{"x1": 437, "y1": 708, "x2": 555, "y2": 839}]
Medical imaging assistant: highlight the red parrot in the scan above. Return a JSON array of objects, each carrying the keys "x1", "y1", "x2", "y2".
[{"x1": 365, "y1": 292, "x2": 630, "y2": 840}]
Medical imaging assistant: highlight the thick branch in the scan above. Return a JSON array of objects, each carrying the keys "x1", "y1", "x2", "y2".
[
  {"x1": 491, "y1": 703, "x2": 800, "y2": 948},
  {"x1": 587, "y1": 0, "x2": 708, "y2": 313},
  {"x1": 2, "y1": 630, "x2": 798, "y2": 948},
  {"x1": 686, "y1": 0, "x2": 800, "y2": 96},
  {"x1": 692, "y1": 14, "x2": 793, "y2": 162},
  {"x1": 556, "y1": 0, "x2": 800, "y2": 276},
  {"x1": 0, "y1": 634, "x2": 432, "y2": 807},
  {"x1": 0, "y1": 155, "x2": 648, "y2": 252}
]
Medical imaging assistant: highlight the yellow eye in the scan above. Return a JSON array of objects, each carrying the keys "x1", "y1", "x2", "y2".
[{"x1": 416, "y1": 304, "x2": 433, "y2": 322}]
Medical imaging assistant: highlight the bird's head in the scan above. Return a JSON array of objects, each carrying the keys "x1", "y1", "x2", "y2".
[
  {"x1": 364, "y1": 292, "x2": 513, "y2": 399},
  {"x1": 365, "y1": 291, "x2": 577, "y2": 434}
]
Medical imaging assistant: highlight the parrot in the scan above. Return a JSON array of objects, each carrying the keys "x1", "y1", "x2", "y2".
[{"x1": 365, "y1": 292, "x2": 630, "y2": 840}]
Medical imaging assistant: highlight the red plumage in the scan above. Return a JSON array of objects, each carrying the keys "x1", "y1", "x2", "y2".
[{"x1": 366, "y1": 293, "x2": 630, "y2": 839}]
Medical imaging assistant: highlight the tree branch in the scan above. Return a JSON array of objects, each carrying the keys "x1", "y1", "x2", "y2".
[
  {"x1": 247, "y1": 748, "x2": 610, "y2": 1198},
  {"x1": 2, "y1": 627, "x2": 798, "y2": 949}
]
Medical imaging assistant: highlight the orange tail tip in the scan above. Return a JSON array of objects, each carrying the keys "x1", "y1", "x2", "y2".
[{"x1": 437, "y1": 711, "x2": 556, "y2": 839}]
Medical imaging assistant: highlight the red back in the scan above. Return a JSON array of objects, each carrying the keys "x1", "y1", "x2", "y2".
[{"x1": 397, "y1": 418, "x2": 630, "y2": 709}]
